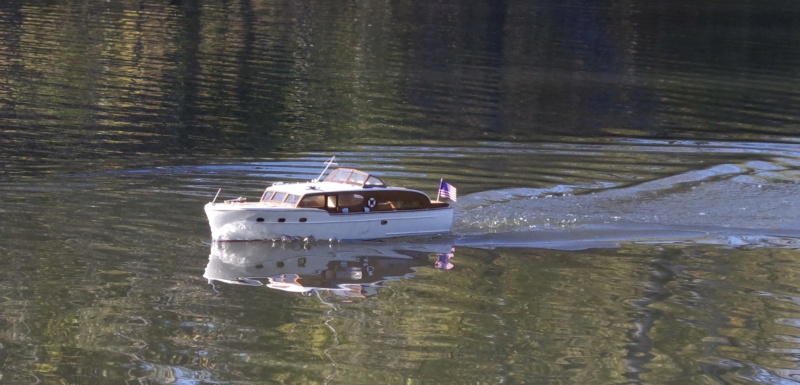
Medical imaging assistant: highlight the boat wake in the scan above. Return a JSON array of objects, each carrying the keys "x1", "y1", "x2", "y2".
[{"x1": 453, "y1": 159, "x2": 800, "y2": 250}]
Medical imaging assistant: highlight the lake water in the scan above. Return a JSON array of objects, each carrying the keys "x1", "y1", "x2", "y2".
[{"x1": 3, "y1": 1, "x2": 800, "y2": 384}]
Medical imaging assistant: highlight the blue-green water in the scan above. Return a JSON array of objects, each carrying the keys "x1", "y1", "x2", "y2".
[{"x1": 3, "y1": 1, "x2": 800, "y2": 384}]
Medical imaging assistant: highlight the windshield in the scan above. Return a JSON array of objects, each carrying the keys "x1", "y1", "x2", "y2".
[{"x1": 324, "y1": 168, "x2": 384, "y2": 187}]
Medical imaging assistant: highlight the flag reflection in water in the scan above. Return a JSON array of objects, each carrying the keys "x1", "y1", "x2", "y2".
[{"x1": 435, "y1": 247, "x2": 455, "y2": 270}]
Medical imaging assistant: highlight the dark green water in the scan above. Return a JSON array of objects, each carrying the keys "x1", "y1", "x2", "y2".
[{"x1": 3, "y1": 1, "x2": 800, "y2": 384}]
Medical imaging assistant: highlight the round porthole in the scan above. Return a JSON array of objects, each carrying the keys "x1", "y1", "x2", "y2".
[
  {"x1": 278, "y1": 218, "x2": 286, "y2": 223},
  {"x1": 256, "y1": 218, "x2": 265, "y2": 222},
  {"x1": 381, "y1": 220, "x2": 388, "y2": 225},
  {"x1": 299, "y1": 218, "x2": 307, "y2": 222}
]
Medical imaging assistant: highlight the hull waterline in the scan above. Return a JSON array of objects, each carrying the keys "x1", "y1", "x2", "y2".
[{"x1": 205, "y1": 202, "x2": 453, "y2": 241}]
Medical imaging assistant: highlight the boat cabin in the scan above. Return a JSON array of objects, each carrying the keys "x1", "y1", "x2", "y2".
[
  {"x1": 295, "y1": 189, "x2": 438, "y2": 213},
  {"x1": 258, "y1": 168, "x2": 449, "y2": 213}
]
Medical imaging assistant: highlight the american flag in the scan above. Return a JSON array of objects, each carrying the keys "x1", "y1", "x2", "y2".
[{"x1": 438, "y1": 180, "x2": 457, "y2": 201}]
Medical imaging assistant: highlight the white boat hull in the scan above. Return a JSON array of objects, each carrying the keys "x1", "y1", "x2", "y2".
[{"x1": 205, "y1": 202, "x2": 453, "y2": 241}]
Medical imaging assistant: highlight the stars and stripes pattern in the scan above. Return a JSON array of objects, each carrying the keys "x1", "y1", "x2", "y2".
[{"x1": 438, "y1": 180, "x2": 457, "y2": 201}]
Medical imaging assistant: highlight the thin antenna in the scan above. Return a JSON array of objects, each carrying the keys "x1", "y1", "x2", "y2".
[
  {"x1": 314, "y1": 156, "x2": 337, "y2": 182},
  {"x1": 436, "y1": 178, "x2": 442, "y2": 202},
  {"x1": 212, "y1": 188, "x2": 221, "y2": 203}
]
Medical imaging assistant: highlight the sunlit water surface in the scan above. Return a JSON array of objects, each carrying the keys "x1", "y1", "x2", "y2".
[
  {"x1": 3, "y1": 143, "x2": 800, "y2": 384},
  {"x1": 3, "y1": 0, "x2": 800, "y2": 384}
]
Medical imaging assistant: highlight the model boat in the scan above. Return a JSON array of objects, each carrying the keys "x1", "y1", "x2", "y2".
[{"x1": 204, "y1": 158, "x2": 455, "y2": 241}]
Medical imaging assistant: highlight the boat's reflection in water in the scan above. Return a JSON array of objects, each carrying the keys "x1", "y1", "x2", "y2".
[{"x1": 204, "y1": 241, "x2": 455, "y2": 298}]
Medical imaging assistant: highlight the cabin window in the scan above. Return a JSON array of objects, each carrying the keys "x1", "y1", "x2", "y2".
[
  {"x1": 365, "y1": 176, "x2": 385, "y2": 187},
  {"x1": 350, "y1": 172, "x2": 367, "y2": 185},
  {"x1": 374, "y1": 200, "x2": 396, "y2": 211},
  {"x1": 327, "y1": 169, "x2": 352, "y2": 184},
  {"x1": 261, "y1": 191, "x2": 275, "y2": 202},
  {"x1": 339, "y1": 193, "x2": 364, "y2": 207},
  {"x1": 299, "y1": 195, "x2": 325, "y2": 208},
  {"x1": 395, "y1": 200, "x2": 423, "y2": 209},
  {"x1": 285, "y1": 194, "x2": 300, "y2": 205},
  {"x1": 272, "y1": 192, "x2": 287, "y2": 203},
  {"x1": 326, "y1": 195, "x2": 337, "y2": 209},
  {"x1": 366, "y1": 190, "x2": 429, "y2": 211}
]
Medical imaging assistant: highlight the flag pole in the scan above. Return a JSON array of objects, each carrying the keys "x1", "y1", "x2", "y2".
[{"x1": 436, "y1": 178, "x2": 442, "y2": 202}]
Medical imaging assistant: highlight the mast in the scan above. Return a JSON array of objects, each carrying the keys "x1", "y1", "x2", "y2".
[{"x1": 314, "y1": 156, "x2": 337, "y2": 182}]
